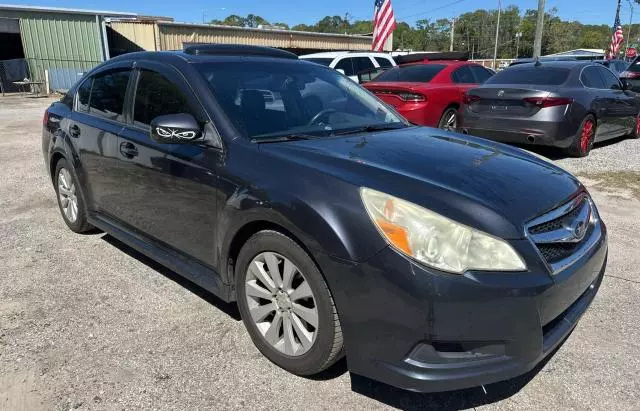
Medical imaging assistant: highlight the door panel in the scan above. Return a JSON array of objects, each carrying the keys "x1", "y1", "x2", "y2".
[
  {"x1": 116, "y1": 127, "x2": 219, "y2": 266},
  {"x1": 71, "y1": 67, "x2": 130, "y2": 215},
  {"x1": 114, "y1": 64, "x2": 220, "y2": 267},
  {"x1": 595, "y1": 65, "x2": 635, "y2": 137}
]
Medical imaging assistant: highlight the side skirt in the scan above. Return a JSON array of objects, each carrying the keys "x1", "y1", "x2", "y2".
[{"x1": 89, "y1": 212, "x2": 235, "y2": 302}]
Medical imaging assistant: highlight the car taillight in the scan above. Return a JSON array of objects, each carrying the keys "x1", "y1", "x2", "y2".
[
  {"x1": 463, "y1": 94, "x2": 480, "y2": 104},
  {"x1": 372, "y1": 89, "x2": 426, "y2": 102},
  {"x1": 42, "y1": 110, "x2": 50, "y2": 126},
  {"x1": 523, "y1": 97, "x2": 573, "y2": 108},
  {"x1": 620, "y1": 70, "x2": 640, "y2": 79},
  {"x1": 396, "y1": 92, "x2": 425, "y2": 102}
]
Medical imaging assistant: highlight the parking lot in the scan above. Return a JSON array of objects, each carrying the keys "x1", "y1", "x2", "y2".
[{"x1": 1, "y1": 94, "x2": 639, "y2": 410}]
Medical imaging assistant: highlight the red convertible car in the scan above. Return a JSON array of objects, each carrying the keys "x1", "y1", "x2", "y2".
[{"x1": 362, "y1": 54, "x2": 494, "y2": 130}]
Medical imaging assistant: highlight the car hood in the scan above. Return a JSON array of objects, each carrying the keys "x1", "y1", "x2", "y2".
[{"x1": 259, "y1": 127, "x2": 582, "y2": 239}]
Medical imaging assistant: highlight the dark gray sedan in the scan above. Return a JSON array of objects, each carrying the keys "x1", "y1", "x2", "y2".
[{"x1": 461, "y1": 61, "x2": 640, "y2": 156}]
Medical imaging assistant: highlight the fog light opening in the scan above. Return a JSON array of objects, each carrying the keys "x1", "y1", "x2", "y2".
[{"x1": 527, "y1": 135, "x2": 536, "y2": 143}]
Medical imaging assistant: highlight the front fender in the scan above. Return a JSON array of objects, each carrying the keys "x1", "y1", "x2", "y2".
[{"x1": 217, "y1": 181, "x2": 388, "y2": 284}]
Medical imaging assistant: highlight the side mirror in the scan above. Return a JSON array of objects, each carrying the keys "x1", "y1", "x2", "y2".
[
  {"x1": 150, "y1": 113, "x2": 203, "y2": 144},
  {"x1": 611, "y1": 82, "x2": 622, "y2": 90},
  {"x1": 335, "y1": 68, "x2": 346, "y2": 75}
]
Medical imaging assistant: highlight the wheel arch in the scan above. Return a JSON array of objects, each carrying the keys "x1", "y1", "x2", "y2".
[
  {"x1": 224, "y1": 219, "x2": 322, "y2": 288},
  {"x1": 49, "y1": 151, "x2": 66, "y2": 183}
]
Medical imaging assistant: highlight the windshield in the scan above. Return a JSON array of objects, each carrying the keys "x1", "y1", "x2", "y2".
[
  {"x1": 373, "y1": 64, "x2": 446, "y2": 83},
  {"x1": 486, "y1": 66, "x2": 571, "y2": 86},
  {"x1": 195, "y1": 60, "x2": 405, "y2": 140}
]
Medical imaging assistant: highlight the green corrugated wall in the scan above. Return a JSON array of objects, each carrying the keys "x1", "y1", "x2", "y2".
[{"x1": 0, "y1": 10, "x2": 104, "y2": 82}]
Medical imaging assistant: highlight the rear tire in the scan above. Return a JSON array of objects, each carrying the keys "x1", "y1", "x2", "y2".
[
  {"x1": 235, "y1": 230, "x2": 344, "y2": 376},
  {"x1": 630, "y1": 114, "x2": 640, "y2": 139},
  {"x1": 566, "y1": 115, "x2": 596, "y2": 157},
  {"x1": 437, "y1": 107, "x2": 459, "y2": 131},
  {"x1": 54, "y1": 159, "x2": 92, "y2": 233}
]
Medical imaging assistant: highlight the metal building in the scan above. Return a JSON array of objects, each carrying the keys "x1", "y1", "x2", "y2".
[
  {"x1": 108, "y1": 20, "x2": 377, "y2": 56},
  {"x1": 0, "y1": 4, "x2": 134, "y2": 91}
]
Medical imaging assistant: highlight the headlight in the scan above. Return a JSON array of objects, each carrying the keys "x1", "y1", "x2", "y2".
[{"x1": 360, "y1": 188, "x2": 526, "y2": 274}]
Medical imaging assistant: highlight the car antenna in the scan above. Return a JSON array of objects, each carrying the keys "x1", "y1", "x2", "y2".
[{"x1": 534, "y1": 57, "x2": 542, "y2": 67}]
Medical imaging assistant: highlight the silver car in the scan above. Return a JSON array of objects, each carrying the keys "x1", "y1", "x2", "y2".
[{"x1": 460, "y1": 61, "x2": 640, "y2": 156}]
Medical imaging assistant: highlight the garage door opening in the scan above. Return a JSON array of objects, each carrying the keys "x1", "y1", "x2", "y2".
[{"x1": 0, "y1": 17, "x2": 28, "y2": 94}]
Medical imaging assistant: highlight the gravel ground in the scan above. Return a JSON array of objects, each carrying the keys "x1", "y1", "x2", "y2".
[{"x1": 1, "y1": 95, "x2": 639, "y2": 410}]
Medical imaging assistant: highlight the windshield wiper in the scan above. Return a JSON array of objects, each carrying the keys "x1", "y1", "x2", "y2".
[
  {"x1": 251, "y1": 134, "x2": 322, "y2": 143},
  {"x1": 332, "y1": 123, "x2": 407, "y2": 136}
]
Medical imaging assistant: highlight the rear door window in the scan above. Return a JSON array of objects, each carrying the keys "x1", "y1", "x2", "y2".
[
  {"x1": 374, "y1": 64, "x2": 446, "y2": 83},
  {"x1": 353, "y1": 57, "x2": 375, "y2": 75},
  {"x1": 469, "y1": 65, "x2": 493, "y2": 83},
  {"x1": 75, "y1": 78, "x2": 92, "y2": 113},
  {"x1": 375, "y1": 57, "x2": 394, "y2": 68},
  {"x1": 88, "y1": 69, "x2": 131, "y2": 121},
  {"x1": 452, "y1": 66, "x2": 475, "y2": 84},
  {"x1": 133, "y1": 69, "x2": 195, "y2": 127},
  {"x1": 486, "y1": 67, "x2": 571, "y2": 85},
  {"x1": 581, "y1": 66, "x2": 606, "y2": 88},
  {"x1": 334, "y1": 58, "x2": 355, "y2": 76},
  {"x1": 596, "y1": 66, "x2": 622, "y2": 89}
]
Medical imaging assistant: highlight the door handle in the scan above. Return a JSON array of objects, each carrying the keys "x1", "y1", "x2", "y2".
[
  {"x1": 69, "y1": 124, "x2": 81, "y2": 138},
  {"x1": 119, "y1": 142, "x2": 138, "y2": 158}
]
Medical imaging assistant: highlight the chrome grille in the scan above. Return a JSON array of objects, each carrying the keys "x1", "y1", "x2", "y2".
[{"x1": 526, "y1": 194, "x2": 601, "y2": 274}]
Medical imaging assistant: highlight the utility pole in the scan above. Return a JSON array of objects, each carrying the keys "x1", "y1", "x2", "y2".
[
  {"x1": 533, "y1": 0, "x2": 546, "y2": 58},
  {"x1": 515, "y1": 32, "x2": 522, "y2": 58},
  {"x1": 450, "y1": 18, "x2": 456, "y2": 51},
  {"x1": 627, "y1": 0, "x2": 634, "y2": 58},
  {"x1": 493, "y1": 0, "x2": 502, "y2": 69}
]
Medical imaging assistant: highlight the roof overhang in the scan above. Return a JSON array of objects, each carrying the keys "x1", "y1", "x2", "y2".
[{"x1": 0, "y1": 4, "x2": 137, "y2": 17}]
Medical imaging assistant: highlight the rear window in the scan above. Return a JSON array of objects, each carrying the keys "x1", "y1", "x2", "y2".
[
  {"x1": 486, "y1": 67, "x2": 571, "y2": 85},
  {"x1": 374, "y1": 64, "x2": 446, "y2": 83},
  {"x1": 303, "y1": 58, "x2": 333, "y2": 67}
]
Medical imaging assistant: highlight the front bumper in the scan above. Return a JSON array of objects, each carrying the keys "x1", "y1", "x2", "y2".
[{"x1": 318, "y1": 226, "x2": 607, "y2": 393}]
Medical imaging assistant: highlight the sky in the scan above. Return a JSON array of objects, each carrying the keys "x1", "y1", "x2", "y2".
[{"x1": 5, "y1": 0, "x2": 631, "y2": 27}]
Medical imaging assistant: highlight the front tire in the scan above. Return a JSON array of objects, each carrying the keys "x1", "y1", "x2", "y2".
[
  {"x1": 566, "y1": 115, "x2": 596, "y2": 157},
  {"x1": 437, "y1": 107, "x2": 459, "y2": 131},
  {"x1": 235, "y1": 230, "x2": 343, "y2": 376},
  {"x1": 54, "y1": 159, "x2": 92, "y2": 233}
]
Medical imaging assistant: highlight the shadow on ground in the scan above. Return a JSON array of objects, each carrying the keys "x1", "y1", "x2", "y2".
[
  {"x1": 100, "y1": 232, "x2": 566, "y2": 409},
  {"x1": 101, "y1": 234, "x2": 241, "y2": 320},
  {"x1": 517, "y1": 136, "x2": 629, "y2": 160}
]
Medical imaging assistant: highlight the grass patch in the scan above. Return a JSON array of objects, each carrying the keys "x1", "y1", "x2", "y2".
[{"x1": 576, "y1": 171, "x2": 640, "y2": 200}]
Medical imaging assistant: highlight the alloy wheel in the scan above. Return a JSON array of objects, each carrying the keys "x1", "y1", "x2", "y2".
[
  {"x1": 245, "y1": 252, "x2": 318, "y2": 356},
  {"x1": 57, "y1": 168, "x2": 78, "y2": 223},
  {"x1": 580, "y1": 120, "x2": 594, "y2": 154},
  {"x1": 442, "y1": 110, "x2": 457, "y2": 131}
]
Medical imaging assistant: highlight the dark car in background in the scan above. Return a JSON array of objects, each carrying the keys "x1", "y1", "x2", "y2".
[
  {"x1": 461, "y1": 61, "x2": 640, "y2": 156},
  {"x1": 620, "y1": 57, "x2": 640, "y2": 91},
  {"x1": 43, "y1": 45, "x2": 607, "y2": 393}
]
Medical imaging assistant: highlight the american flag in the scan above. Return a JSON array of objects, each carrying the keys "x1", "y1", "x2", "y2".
[
  {"x1": 372, "y1": 0, "x2": 397, "y2": 52},
  {"x1": 609, "y1": 8, "x2": 624, "y2": 59}
]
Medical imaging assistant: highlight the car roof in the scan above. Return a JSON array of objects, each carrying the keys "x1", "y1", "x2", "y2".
[
  {"x1": 506, "y1": 60, "x2": 592, "y2": 70},
  {"x1": 300, "y1": 51, "x2": 392, "y2": 59},
  {"x1": 397, "y1": 60, "x2": 476, "y2": 68}
]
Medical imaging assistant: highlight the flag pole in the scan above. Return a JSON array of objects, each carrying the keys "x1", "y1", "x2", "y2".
[{"x1": 492, "y1": 0, "x2": 502, "y2": 70}]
